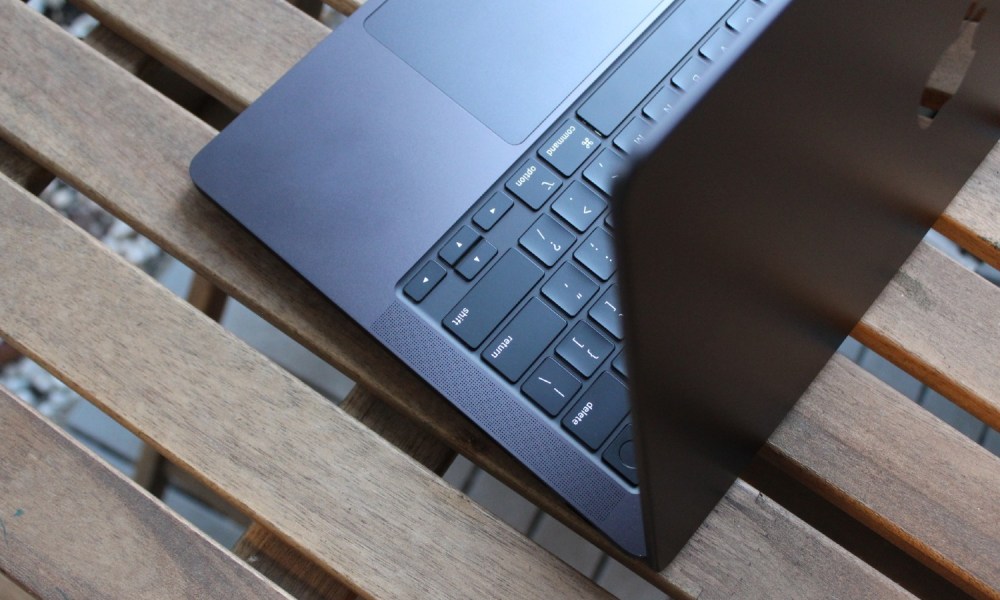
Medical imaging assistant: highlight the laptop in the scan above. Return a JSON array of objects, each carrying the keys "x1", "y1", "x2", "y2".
[{"x1": 190, "y1": 0, "x2": 1000, "y2": 568}]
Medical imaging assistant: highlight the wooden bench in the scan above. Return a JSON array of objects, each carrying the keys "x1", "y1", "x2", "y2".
[{"x1": 1, "y1": 0, "x2": 998, "y2": 597}]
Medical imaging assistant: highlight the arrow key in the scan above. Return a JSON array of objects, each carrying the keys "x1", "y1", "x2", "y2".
[
  {"x1": 473, "y1": 192, "x2": 514, "y2": 231},
  {"x1": 439, "y1": 226, "x2": 480, "y2": 266},
  {"x1": 552, "y1": 181, "x2": 606, "y2": 232},
  {"x1": 404, "y1": 261, "x2": 446, "y2": 302},
  {"x1": 456, "y1": 239, "x2": 498, "y2": 280}
]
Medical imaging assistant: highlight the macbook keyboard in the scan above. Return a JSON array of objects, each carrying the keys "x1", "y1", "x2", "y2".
[{"x1": 401, "y1": 0, "x2": 767, "y2": 486}]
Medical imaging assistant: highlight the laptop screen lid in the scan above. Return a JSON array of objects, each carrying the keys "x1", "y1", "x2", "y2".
[{"x1": 614, "y1": 0, "x2": 1000, "y2": 568}]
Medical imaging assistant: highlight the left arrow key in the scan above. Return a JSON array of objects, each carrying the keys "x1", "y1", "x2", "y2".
[{"x1": 404, "y1": 261, "x2": 446, "y2": 302}]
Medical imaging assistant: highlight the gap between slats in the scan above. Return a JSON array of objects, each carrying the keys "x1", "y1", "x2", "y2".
[{"x1": 0, "y1": 386, "x2": 292, "y2": 600}]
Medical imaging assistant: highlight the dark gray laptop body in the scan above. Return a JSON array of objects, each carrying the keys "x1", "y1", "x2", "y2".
[{"x1": 190, "y1": 0, "x2": 1000, "y2": 568}]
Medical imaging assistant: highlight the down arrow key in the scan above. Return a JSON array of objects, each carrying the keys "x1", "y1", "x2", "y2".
[{"x1": 457, "y1": 240, "x2": 498, "y2": 280}]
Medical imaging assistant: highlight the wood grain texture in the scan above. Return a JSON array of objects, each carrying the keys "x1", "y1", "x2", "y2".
[
  {"x1": 0, "y1": 25, "x2": 142, "y2": 196},
  {"x1": 233, "y1": 387, "x2": 454, "y2": 600},
  {"x1": 73, "y1": 0, "x2": 327, "y2": 111},
  {"x1": 0, "y1": 387, "x2": 291, "y2": 600},
  {"x1": 853, "y1": 242, "x2": 1000, "y2": 431},
  {"x1": 663, "y1": 481, "x2": 911, "y2": 600},
  {"x1": 767, "y1": 355, "x2": 1000, "y2": 600},
  {"x1": 0, "y1": 173, "x2": 612, "y2": 600},
  {"x1": 936, "y1": 141, "x2": 1000, "y2": 269},
  {"x1": 322, "y1": 0, "x2": 364, "y2": 16},
  {"x1": 0, "y1": 1, "x2": 991, "y2": 594}
]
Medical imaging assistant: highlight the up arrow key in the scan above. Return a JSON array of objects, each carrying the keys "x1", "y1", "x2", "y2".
[{"x1": 439, "y1": 226, "x2": 480, "y2": 266}]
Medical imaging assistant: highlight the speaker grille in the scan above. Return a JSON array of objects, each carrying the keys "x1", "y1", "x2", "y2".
[{"x1": 372, "y1": 301, "x2": 625, "y2": 522}]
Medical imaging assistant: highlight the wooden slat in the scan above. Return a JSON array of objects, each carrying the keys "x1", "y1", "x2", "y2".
[
  {"x1": 936, "y1": 143, "x2": 1000, "y2": 269},
  {"x1": 854, "y1": 243, "x2": 1000, "y2": 430},
  {"x1": 322, "y1": 0, "x2": 364, "y2": 16},
  {"x1": 0, "y1": 0, "x2": 992, "y2": 593},
  {"x1": 0, "y1": 387, "x2": 290, "y2": 600},
  {"x1": 0, "y1": 174, "x2": 910, "y2": 597},
  {"x1": 766, "y1": 355, "x2": 1000, "y2": 599},
  {"x1": 0, "y1": 172, "x2": 611, "y2": 599},
  {"x1": 233, "y1": 386, "x2": 454, "y2": 600},
  {"x1": 72, "y1": 0, "x2": 327, "y2": 111}
]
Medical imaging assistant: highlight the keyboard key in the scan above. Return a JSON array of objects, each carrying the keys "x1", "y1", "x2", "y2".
[
  {"x1": 672, "y1": 56, "x2": 711, "y2": 91},
  {"x1": 603, "y1": 424, "x2": 638, "y2": 485},
  {"x1": 557, "y1": 321, "x2": 613, "y2": 378},
  {"x1": 727, "y1": 0, "x2": 764, "y2": 32},
  {"x1": 403, "y1": 261, "x2": 446, "y2": 302},
  {"x1": 575, "y1": 228, "x2": 616, "y2": 281},
  {"x1": 583, "y1": 149, "x2": 628, "y2": 197},
  {"x1": 576, "y1": 0, "x2": 739, "y2": 135},
  {"x1": 439, "y1": 226, "x2": 480, "y2": 266},
  {"x1": 590, "y1": 285, "x2": 624, "y2": 340},
  {"x1": 523, "y1": 358, "x2": 581, "y2": 416},
  {"x1": 562, "y1": 373, "x2": 629, "y2": 450},
  {"x1": 700, "y1": 26, "x2": 738, "y2": 62},
  {"x1": 444, "y1": 250, "x2": 543, "y2": 349},
  {"x1": 612, "y1": 350, "x2": 628, "y2": 379},
  {"x1": 506, "y1": 159, "x2": 561, "y2": 210},
  {"x1": 456, "y1": 239, "x2": 498, "y2": 280},
  {"x1": 520, "y1": 214, "x2": 575, "y2": 267},
  {"x1": 613, "y1": 118, "x2": 653, "y2": 156},
  {"x1": 473, "y1": 192, "x2": 513, "y2": 231},
  {"x1": 542, "y1": 263, "x2": 599, "y2": 317},
  {"x1": 643, "y1": 86, "x2": 684, "y2": 123},
  {"x1": 552, "y1": 181, "x2": 606, "y2": 232},
  {"x1": 538, "y1": 119, "x2": 599, "y2": 176},
  {"x1": 483, "y1": 299, "x2": 566, "y2": 383}
]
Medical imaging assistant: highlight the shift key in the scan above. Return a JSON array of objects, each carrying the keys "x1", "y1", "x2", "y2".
[{"x1": 444, "y1": 250, "x2": 543, "y2": 349}]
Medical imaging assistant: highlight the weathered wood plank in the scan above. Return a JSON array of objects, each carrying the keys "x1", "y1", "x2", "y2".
[
  {"x1": 233, "y1": 386, "x2": 454, "y2": 600},
  {"x1": 766, "y1": 355, "x2": 1000, "y2": 600},
  {"x1": 853, "y1": 242, "x2": 1000, "y2": 431},
  {"x1": 936, "y1": 142, "x2": 1000, "y2": 269},
  {"x1": 0, "y1": 172, "x2": 612, "y2": 600},
  {"x1": 663, "y1": 481, "x2": 911, "y2": 600},
  {"x1": 73, "y1": 0, "x2": 327, "y2": 111},
  {"x1": 322, "y1": 0, "x2": 364, "y2": 16},
  {"x1": 0, "y1": 387, "x2": 291, "y2": 600},
  {"x1": 0, "y1": 0, "x2": 993, "y2": 593}
]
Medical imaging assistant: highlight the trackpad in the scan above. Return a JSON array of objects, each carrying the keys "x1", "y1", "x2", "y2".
[{"x1": 366, "y1": 0, "x2": 664, "y2": 144}]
